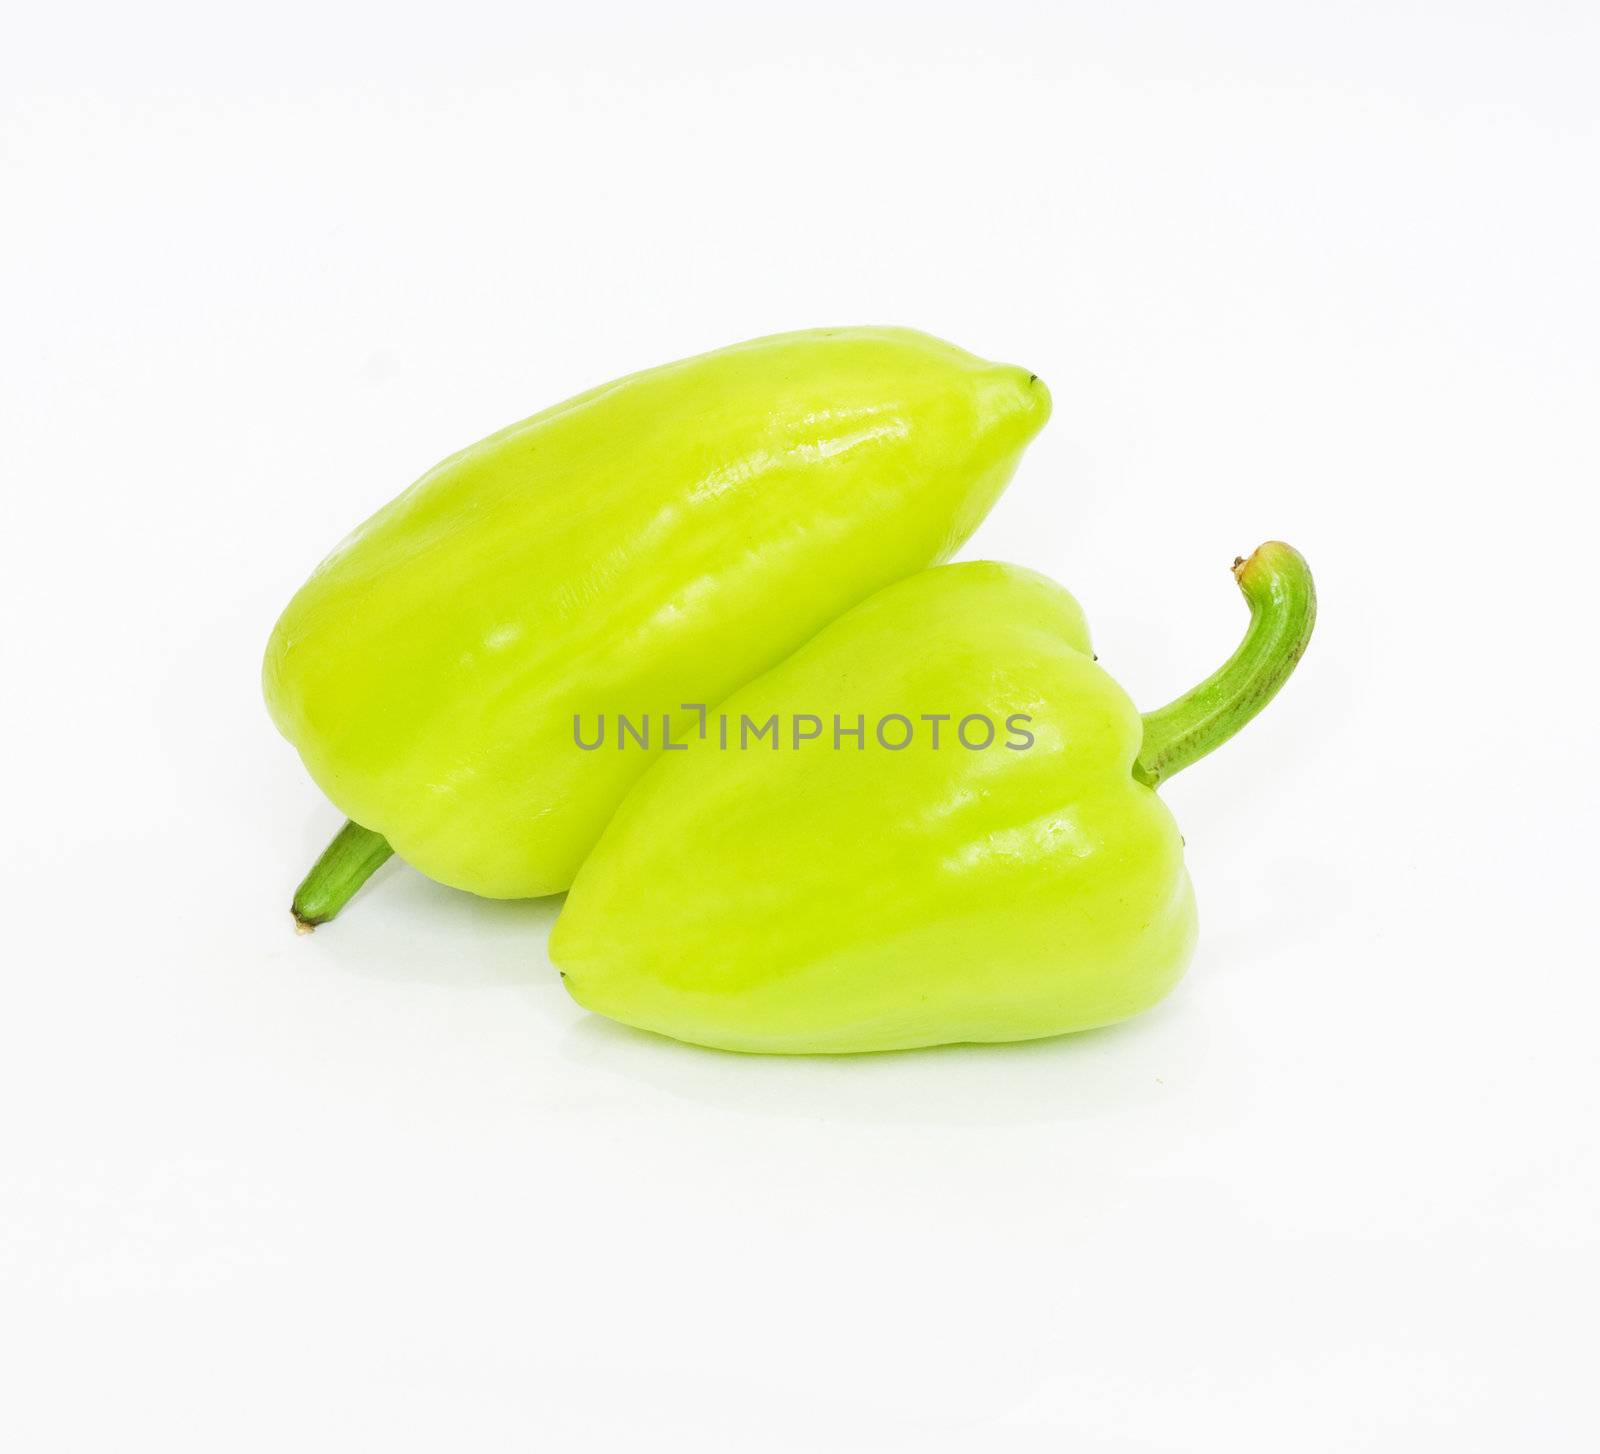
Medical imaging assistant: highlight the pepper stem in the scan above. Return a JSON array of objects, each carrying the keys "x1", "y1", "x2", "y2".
[
  {"x1": 1133, "y1": 541, "x2": 1316, "y2": 788},
  {"x1": 292, "y1": 820, "x2": 394, "y2": 931}
]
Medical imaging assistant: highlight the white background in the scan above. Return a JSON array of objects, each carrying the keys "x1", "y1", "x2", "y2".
[{"x1": 4, "y1": 3, "x2": 1597, "y2": 1448}]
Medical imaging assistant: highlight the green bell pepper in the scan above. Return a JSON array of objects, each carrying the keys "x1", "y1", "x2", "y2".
[
  {"x1": 549, "y1": 542, "x2": 1315, "y2": 1054},
  {"x1": 265, "y1": 327, "x2": 1049, "y2": 922}
]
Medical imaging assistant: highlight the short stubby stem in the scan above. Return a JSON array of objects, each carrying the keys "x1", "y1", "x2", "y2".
[
  {"x1": 1134, "y1": 541, "x2": 1316, "y2": 788},
  {"x1": 292, "y1": 820, "x2": 394, "y2": 930}
]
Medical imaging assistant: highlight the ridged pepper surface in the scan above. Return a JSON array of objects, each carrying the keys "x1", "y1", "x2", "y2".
[
  {"x1": 552, "y1": 543, "x2": 1315, "y2": 1053},
  {"x1": 265, "y1": 328, "x2": 1049, "y2": 918}
]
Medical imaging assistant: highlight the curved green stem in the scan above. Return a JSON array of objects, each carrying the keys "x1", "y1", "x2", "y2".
[
  {"x1": 1134, "y1": 541, "x2": 1316, "y2": 788},
  {"x1": 292, "y1": 820, "x2": 394, "y2": 931}
]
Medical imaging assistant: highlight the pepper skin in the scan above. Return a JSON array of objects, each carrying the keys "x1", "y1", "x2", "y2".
[
  {"x1": 264, "y1": 328, "x2": 1050, "y2": 920},
  {"x1": 550, "y1": 543, "x2": 1315, "y2": 1054}
]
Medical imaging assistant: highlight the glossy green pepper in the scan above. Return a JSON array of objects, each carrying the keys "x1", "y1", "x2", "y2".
[
  {"x1": 265, "y1": 327, "x2": 1050, "y2": 922},
  {"x1": 550, "y1": 543, "x2": 1315, "y2": 1054}
]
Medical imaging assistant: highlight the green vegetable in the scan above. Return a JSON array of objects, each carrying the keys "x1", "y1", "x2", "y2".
[
  {"x1": 550, "y1": 543, "x2": 1315, "y2": 1054},
  {"x1": 265, "y1": 327, "x2": 1050, "y2": 923}
]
